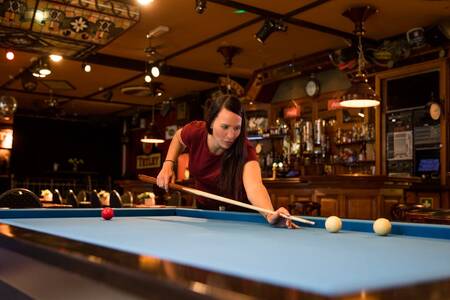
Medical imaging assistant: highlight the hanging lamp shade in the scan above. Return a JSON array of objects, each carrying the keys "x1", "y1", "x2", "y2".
[
  {"x1": 340, "y1": 6, "x2": 381, "y2": 108},
  {"x1": 340, "y1": 73, "x2": 380, "y2": 108},
  {"x1": 140, "y1": 123, "x2": 164, "y2": 144}
]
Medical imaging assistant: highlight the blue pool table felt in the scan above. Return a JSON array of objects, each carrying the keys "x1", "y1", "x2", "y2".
[{"x1": 2, "y1": 209, "x2": 450, "y2": 296}]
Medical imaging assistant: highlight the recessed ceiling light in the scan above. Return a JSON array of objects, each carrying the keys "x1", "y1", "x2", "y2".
[{"x1": 137, "y1": 0, "x2": 153, "y2": 5}]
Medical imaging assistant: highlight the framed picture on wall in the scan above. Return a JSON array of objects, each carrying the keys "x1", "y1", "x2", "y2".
[
  {"x1": 165, "y1": 125, "x2": 177, "y2": 140},
  {"x1": 136, "y1": 153, "x2": 161, "y2": 169}
]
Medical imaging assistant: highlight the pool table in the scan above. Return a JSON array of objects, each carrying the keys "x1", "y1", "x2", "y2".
[{"x1": 0, "y1": 208, "x2": 450, "y2": 299}]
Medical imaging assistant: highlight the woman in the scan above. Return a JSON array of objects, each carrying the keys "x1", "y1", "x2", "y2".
[{"x1": 157, "y1": 95, "x2": 297, "y2": 228}]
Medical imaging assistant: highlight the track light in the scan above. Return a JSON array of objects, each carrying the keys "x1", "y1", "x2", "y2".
[
  {"x1": 150, "y1": 65, "x2": 160, "y2": 78},
  {"x1": 144, "y1": 74, "x2": 152, "y2": 83},
  {"x1": 255, "y1": 18, "x2": 287, "y2": 44},
  {"x1": 82, "y1": 63, "x2": 92, "y2": 72},
  {"x1": 195, "y1": 0, "x2": 207, "y2": 14},
  {"x1": 49, "y1": 54, "x2": 62, "y2": 62},
  {"x1": 6, "y1": 50, "x2": 14, "y2": 61},
  {"x1": 38, "y1": 58, "x2": 51, "y2": 76}
]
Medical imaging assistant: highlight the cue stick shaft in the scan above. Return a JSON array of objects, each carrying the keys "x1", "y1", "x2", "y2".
[{"x1": 138, "y1": 174, "x2": 315, "y2": 225}]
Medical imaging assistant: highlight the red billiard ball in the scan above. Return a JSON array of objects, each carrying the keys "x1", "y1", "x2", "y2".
[{"x1": 101, "y1": 207, "x2": 114, "y2": 220}]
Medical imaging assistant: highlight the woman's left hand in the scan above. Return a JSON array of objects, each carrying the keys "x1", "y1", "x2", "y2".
[{"x1": 266, "y1": 207, "x2": 300, "y2": 229}]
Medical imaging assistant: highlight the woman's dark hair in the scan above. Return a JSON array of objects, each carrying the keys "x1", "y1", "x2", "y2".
[{"x1": 205, "y1": 95, "x2": 247, "y2": 201}]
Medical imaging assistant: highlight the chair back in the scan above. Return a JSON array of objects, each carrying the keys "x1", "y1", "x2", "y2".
[
  {"x1": 66, "y1": 189, "x2": 78, "y2": 208},
  {"x1": 77, "y1": 190, "x2": 87, "y2": 203},
  {"x1": 0, "y1": 188, "x2": 42, "y2": 209},
  {"x1": 121, "y1": 191, "x2": 134, "y2": 207},
  {"x1": 109, "y1": 190, "x2": 123, "y2": 208},
  {"x1": 89, "y1": 190, "x2": 101, "y2": 208},
  {"x1": 53, "y1": 189, "x2": 62, "y2": 204}
]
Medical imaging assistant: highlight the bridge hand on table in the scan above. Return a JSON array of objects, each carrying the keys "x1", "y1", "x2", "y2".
[{"x1": 267, "y1": 207, "x2": 300, "y2": 229}]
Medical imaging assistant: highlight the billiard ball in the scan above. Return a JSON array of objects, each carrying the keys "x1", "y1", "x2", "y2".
[
  {"x1": 101, "y1": 207, "x2": 114, "y2": 220},
  {"x1": 373, "y1": 218, "x2": 392, "y2": 236},
  {"x1": 325, "y1": 216, "x2": 342, "y2": 233}
]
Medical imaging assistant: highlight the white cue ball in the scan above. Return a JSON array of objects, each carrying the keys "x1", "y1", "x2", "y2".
[
  {"x1": 325, "y1": 216, "x2": 342, "y2": 233},
  {"x1": 373, "y1": 218, "x2": 392, "y2": 236}
]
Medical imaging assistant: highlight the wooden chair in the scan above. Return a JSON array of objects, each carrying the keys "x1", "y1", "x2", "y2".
[
  {"x1": 53, "y1": 189, "x2": 62, "y2": 204},
  {"x1": 89, "y1": 190, "x2": 101, "y2": 208},
  {"x1": 66, "y1": 189, "x2": 78, "y2": 208},
  {"x1": 109, "y1": 190, "x2": 123, "y2": 208},
  {"x1": 121, "y1": 191, "x2": 134, "y2": 207},
  {"x1": 0, "y1": 188, "x2": 42, "y2": 209}
]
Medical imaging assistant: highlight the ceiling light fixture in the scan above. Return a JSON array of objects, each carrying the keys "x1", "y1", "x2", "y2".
[
  {"x1": 255, "y1": 18, "x2": 287, "y2": 44},
  {"x1": 195, "y1": 0, "x2": 207, "y2": 14},
  {"x1": 137, "y1": 0, "x2": 153, "y2": 5},
  {"x1": 82, "y1": 63, "x2": 92, "y2": 72},
  {"x1": 6, "y1": 50, "x2": 14, "y2": 61},
  {"x1": 340, "y1": 6, "x2": 380, "y2": 108},
  {"x1": 144, "y1": 73, "x2": 152, "y2": 83},
  {"x1": 38, "y1": 58, "x2": 52, "y2": 76},
  {"x1": 49, "y1": 54, "x2": 63, "y2": 62},
  {"x1": 141, "y1": 105, "x2": 164, "y2": 144},
  {"x1": 150, "y1": 65, "x2": 160, "y2": 78}
]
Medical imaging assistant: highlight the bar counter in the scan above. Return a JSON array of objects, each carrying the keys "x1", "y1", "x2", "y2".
[{"x1": 264, "y1": 175, "x2": 421, "y2": 220}]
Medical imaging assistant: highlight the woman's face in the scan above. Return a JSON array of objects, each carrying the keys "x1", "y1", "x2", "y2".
[{"x1": 211, "y1": 108, "x2": 242, "y2": 150}]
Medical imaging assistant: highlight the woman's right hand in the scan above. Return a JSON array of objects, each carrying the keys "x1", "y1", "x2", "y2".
[{"x1": 156, "y1": 161, "x2": 175, "y2": 192}]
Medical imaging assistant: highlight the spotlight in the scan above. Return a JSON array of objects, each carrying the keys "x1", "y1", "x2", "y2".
[
  {"x1": 137, "y1": 0, "x2": 153, "y2": 5},
  {"x1": 144, "y1": 74, "x2": 152, "y2": 83},
  {"x1": 195, "y1": 0, "x2": 207, "y2": 14},
  {"x1": 38, "y1": 60, "x2": 52, "y2": 76},
  {"x1": 150, "y1": 65, "x2": 160, "y2": 78},
  {"x1": 49, "y1": 54, "x2": 63, "y2": 62},
  {"x1": 6, "y1": 50, "x2": 14, "y2": 61},
  {"x1": 255, "y1": 18, "x2": 287, "y2": 44},
  {"x1": 82, "y1": 63, "x2": 92, "y2": 72}
]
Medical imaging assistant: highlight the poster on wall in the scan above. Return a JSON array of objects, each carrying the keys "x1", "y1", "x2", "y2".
[{"x1": 136, "y1": 153, "x2": 161, "y2": 169}]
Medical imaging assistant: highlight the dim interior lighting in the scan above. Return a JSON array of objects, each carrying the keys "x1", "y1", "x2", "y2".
[
  {"x1": 137, "y1": 0, "x2": 153, "y2": 5},
  {"x1": 150, "y1": 65, "x2": 160, "y2": 78},
  {"x1": 49, "y1": 54, "x2": 63, "y2": 62},
  {"x1": 38, "y1": 59, "x2": 52, "y2": 76},
  {"x1": 255, "y1": 18, "x2": 287, "y2": 44},
  {"x1": 6, "y1": 50, "x2": 14, "y2": 61},
  {"x1": 340, "y1": 6, "x2": 380, "y2": 108},
  {"x1": 82, "y1": 63, "x2": 92, "y2": 72},
  {"x1": 195, "y1": 0, "x2": 207, "y2": 14},
  {"x1": 358, "y1": 109, "x2": 365, "y2": 118},
  {"x1": 34, "y1": 10, "x2": 45, "y2": 23},
  {"x1": 141, "y1": 105, "x2": 164, "y2": 144}
]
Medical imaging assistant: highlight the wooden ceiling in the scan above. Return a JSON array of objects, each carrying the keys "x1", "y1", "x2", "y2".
[{"x1": 0, "y1": 0, "x2": 449, "y2": 119}]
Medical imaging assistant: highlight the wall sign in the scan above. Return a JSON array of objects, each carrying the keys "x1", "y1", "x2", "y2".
[{"x1": 136, "y1": 153, "x2": 161, "y2": 169}]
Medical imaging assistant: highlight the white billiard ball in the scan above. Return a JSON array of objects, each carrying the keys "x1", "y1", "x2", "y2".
[
  {"x1": 373, "y1": 218, "x2": 392, "y2": 236},
  {"x1": 325, "y1": 216, "x2": 342, "y2": 233}
]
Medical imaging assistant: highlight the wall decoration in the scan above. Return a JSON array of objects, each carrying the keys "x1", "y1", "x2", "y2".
[
  {"x1": 0, "y1": 0, "x2": 140, "y2": 58},
  {"x1": 136, "y1": 153, "x2": 161, "y2": 169},
  {"x1": 165, "y1": 125, "x2": 177, "y2": 140}
]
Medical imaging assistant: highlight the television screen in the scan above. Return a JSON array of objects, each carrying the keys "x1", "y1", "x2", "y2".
[{"x1": 417, "y1": 158, "x2": 439, "y2": 172}]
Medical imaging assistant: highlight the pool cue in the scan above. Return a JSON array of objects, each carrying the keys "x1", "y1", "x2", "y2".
[{"x1": 138, "y1": 174, "x2": 315, "y2": 226}]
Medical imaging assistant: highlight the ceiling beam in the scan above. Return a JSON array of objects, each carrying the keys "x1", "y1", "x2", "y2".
[
  {"x1": 84, "y1": 53, "x2": 248, "y2": 85},
  {"x1": 0, "y1": 87, "x2": 155, "y2": 108},
  {"x1": 208, "y1": 0, "x2": 376, "y2": 43}
]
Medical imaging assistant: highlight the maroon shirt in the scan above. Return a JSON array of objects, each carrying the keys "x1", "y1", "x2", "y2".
[{"x1": 180, "y1": 121, "x2": 257, "y2": 210}]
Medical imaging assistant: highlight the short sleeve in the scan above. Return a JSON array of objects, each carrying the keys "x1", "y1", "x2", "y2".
[
  {"x1": 245, "y1": 140, "x2": 257, "y2": 162},
  {"x1": 180, "y1": 121, "x2": 206, "y2": 150}
]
